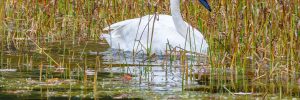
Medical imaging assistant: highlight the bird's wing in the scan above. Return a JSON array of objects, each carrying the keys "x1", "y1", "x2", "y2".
[
  {"x1": 103, "y1": 18, "x2": 139, "y2": 38},
  {"x1": 103, "y1": 19, "x2": 136, "y2": 31}
]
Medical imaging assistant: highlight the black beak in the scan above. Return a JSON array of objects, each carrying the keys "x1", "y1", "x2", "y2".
[{"x1": 198, "y1": 0, "x2": 212, "y2": 12}]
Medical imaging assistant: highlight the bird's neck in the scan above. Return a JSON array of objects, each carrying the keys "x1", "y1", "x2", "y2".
[{"x1": 170, "y1": 0, "x2": 189, "y2": 37}]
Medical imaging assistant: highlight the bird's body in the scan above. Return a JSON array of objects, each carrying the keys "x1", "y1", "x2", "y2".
[{"x1": 101, "y1": 0, "x2": 211, "y2": 54}]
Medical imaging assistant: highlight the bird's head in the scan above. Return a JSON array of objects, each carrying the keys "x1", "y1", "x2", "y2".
[{"x1": 198, "y1": 0, "x2": 211, "y2": 12}]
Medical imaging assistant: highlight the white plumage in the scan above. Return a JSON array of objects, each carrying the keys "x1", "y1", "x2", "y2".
[{"x1": 101, "y1": 0, "x2": 210, "y2": 54}]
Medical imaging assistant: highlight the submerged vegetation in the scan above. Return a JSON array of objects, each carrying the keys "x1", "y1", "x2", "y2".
[{"x1": 0, "y1": 0, "x2": 299, "y2": 99}]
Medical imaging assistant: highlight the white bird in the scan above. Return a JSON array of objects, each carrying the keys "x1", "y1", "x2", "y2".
[{"x1": 101, "y1": 0, "x2": 211, "y2": 55}]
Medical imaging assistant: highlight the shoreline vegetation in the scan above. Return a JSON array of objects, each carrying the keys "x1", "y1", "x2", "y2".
[{"x1": 0, "y1": 0, "x2": 299, "y2": 98}]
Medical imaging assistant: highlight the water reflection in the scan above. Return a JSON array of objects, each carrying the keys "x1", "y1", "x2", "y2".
[{"x1": 1, "y1": 41, "x2": 296, "y2": 99}]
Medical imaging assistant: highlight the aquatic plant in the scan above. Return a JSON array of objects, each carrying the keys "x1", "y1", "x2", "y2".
[{"x1": 0, "y1": 0, "x2": 299, "y2": 99}]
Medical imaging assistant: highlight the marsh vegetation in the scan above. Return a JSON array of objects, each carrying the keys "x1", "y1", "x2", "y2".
[{"x1": 0, "y1": 0, "x2": 299, "y2": 99}]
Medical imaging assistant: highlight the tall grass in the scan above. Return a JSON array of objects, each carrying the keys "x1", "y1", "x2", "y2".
[
  {"x1": 206, "y1": 0, "x2": 299, "y2": 95},
  {"x1": 0, "y1": 0, "x2": 4, "y2": 29},
  {"x1": 1, "y1": 0, "x2": 299, "y2": 96}
]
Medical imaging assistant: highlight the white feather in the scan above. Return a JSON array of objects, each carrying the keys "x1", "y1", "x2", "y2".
[{"x1": 102, "y1": 0, "x2": 208, "y2": 54}]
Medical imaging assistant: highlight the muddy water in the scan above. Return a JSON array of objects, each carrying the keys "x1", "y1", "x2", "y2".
[{"x1": 0, "y1": 41, "x2": 298, "y2": 99}]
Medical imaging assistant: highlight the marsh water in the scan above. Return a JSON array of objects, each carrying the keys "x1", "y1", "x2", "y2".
[{"x1": 0, "y1": 40, "x2": 298, "y2": 99}]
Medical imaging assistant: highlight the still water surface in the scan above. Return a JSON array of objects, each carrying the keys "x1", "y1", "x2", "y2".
[{"x1": 0, "y1": 41, "x2": 298, "y2": 99}]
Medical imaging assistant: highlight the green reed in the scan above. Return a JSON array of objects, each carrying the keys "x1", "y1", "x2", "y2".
[
  {"x1": 0, "y1": 0, "x2": 299, "y2": 96},
  {"x1": 206, "y1": 0, "x2": 299, "y2": 94}
]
